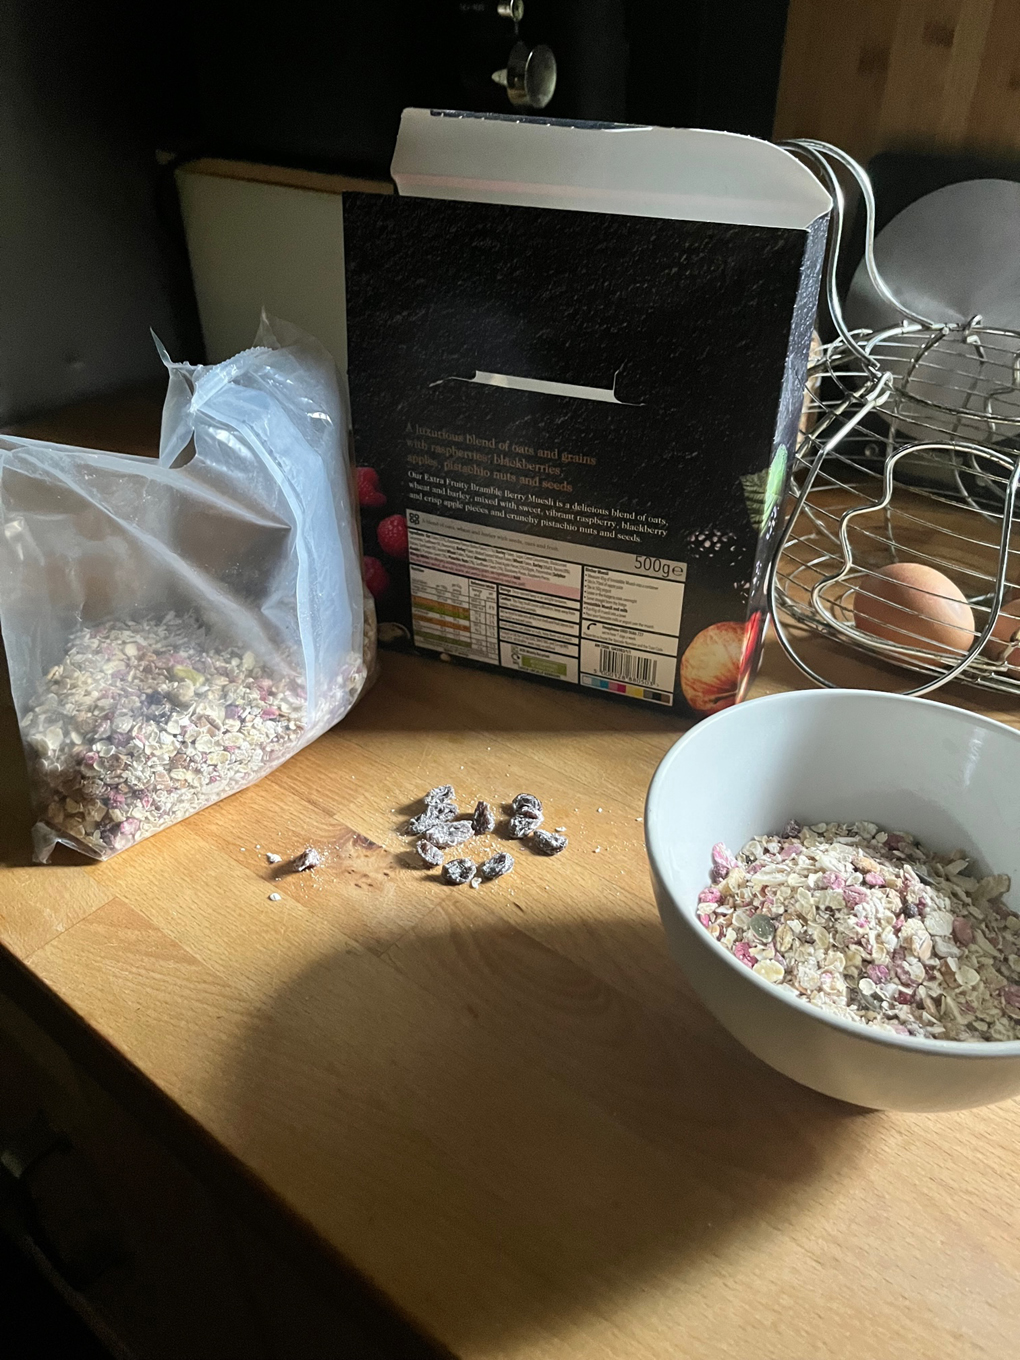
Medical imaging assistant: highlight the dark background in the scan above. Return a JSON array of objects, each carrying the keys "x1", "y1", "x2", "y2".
[
  {"x1": 155, "y1": 0, "x2": 791, "y2": 178},
  {"x1": 0, "y1": 0, "x2": 792, "y2": 426}
]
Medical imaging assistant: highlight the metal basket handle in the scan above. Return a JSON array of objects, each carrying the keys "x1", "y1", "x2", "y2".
[{"x1": 779, "y1": 139, "x2": 945, "y2": 370}]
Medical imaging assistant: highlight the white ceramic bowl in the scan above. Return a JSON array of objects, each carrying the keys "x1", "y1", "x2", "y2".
[{"x1": 645, "y1": 689, "x2": 1020, "y2": 1111}]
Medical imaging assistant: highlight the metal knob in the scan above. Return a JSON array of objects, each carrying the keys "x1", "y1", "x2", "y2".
[{"x1": 492, "y1": 40, "x2": 557, "y2": 109}]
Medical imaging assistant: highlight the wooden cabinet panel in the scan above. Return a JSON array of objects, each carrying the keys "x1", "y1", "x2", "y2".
[
  {"x1": 775, "y1": 0, "x2": 1020, "y2": 162},
  {"x1": 0, "y1": 994, "x2": 264, "y2": 1358}
]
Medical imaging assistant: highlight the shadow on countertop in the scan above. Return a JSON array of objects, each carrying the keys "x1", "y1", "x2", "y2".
[
  {"x1": 0, "y1": 1232, "x2": 114, "y2": 1360},
  {"x1": 218, "y1": 906, "x2": 872, "y2": 1355},
  {"x1": 343, "y1": 649, "x2": 687, "y2": 736}
]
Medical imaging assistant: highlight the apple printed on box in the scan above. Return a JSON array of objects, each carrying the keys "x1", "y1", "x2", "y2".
[{"x1": 345, "y1": 110, "x2": 828, "y2": 717}]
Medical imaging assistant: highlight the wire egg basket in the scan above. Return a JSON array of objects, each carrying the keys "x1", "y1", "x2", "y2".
[{"x1": 770, "y1": 140, "x2": 1020, "y2": 697}]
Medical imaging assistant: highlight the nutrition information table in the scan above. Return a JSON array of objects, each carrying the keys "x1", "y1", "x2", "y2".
[{"x1": 406, "y1": 509, "x2": 687, "y2": 706}]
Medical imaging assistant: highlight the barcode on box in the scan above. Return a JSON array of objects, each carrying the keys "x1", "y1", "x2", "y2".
[{"x1": 595, "y1": 647, "x2": 658, "y2": 686}]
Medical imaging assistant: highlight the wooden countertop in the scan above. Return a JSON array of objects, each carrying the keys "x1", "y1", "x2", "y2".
[{"x1": 4, "y1": 401, "x2": 1020, "y2": 1360}]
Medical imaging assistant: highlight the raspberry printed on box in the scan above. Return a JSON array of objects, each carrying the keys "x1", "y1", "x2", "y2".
[{"x1": 345, "y1": 110, "x2": 829, "y2": 717}]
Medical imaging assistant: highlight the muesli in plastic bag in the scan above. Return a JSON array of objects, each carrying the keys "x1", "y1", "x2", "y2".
[{"x1": 0, "y1": 317, "x2": 373, "y2": 861}]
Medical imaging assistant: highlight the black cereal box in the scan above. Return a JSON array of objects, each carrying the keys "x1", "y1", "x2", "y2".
[{"x1": 344, "y1": 110, "x2": 829, "y2": 717}]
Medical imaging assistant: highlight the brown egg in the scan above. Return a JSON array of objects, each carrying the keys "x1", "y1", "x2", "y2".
[
  {"x1": 985, "y1": 597, "x2": 1020, "y2": 667},
  {"x1": 853, "y1": 562, "x2": 975, "y2": 655}
]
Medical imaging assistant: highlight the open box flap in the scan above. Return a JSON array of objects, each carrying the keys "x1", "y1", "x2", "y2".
[{"x1": 391, "y1": 109, "x2": 830, "y2": 231}]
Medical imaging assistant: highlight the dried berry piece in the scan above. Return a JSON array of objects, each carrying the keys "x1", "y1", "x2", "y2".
[
  {"x1": 291, "y1": 847, "x2": 321, "y2": 872},
  {"x1": 479, "y1": 851, "x2": 514, "y2": 880},
  {"x1": 443, "y1": 857, "x2": 476, "y2": 885},
  {"x1": 405, "y1": 801, "x2": 458, "y2": 836},
  {"x1": 508, "y1": 813, "x2": 542, "y2": 839},
  {"x1": 471, "y1": 800, "x2": 496, "y2": 835},
  {"x1": 416, "y1": 838, "x2": 444, "y2": 867},
  {"x1": 405, "y1": 810, "x2": 432, "y2": 836},
  {"x1": 953, "y1": 916, "x2": 974, "y2": 945},
  {"x1": 425, "y1": 784, "x2": 455, "y2": 806},
  {"x1": 511, "y1": 793, "x2": 542, "y2": 815},
  {"x1": 531, "y1": 829, "x2": 567, "y2": 855},
  {"x1": 427, "y1": 819, "x2": 474, "y2": 849}
]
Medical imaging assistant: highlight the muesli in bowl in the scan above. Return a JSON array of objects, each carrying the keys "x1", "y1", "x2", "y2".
[{"x1": 697, "y1": 821, "x2": 1018, "y2": 1043}]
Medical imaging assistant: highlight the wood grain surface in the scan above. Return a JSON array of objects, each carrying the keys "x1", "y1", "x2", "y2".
[
  {"x1": 4, "y1": 398, "x2": 1020, "y2": 1358},
  {"x1": 2, "y1": 643, "x2": 1020, "y2": 1359},
  {"x1": 775, "y1": 0, "x2": 1020, "y2": 164}
]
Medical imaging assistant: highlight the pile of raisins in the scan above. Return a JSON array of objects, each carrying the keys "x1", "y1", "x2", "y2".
[{"x1": 402, "y1": 786, "x2": 568, "y2": 888}]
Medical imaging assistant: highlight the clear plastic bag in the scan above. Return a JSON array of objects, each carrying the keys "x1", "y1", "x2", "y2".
[{"x1": 0, "y1": 317, "x2": 373, "y2": 861}]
